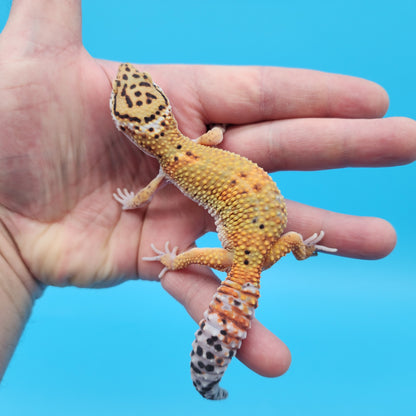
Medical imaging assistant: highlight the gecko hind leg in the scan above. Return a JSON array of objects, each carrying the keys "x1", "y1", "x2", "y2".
[
  {"x1": 143, "y1": 241, "x2": 234, "y2": 278},
  {"x1": 263, "y1": 230, "x2": 337, "y2": 270}
]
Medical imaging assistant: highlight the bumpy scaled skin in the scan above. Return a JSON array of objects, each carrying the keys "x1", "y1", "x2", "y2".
[{"x1": 111, "y1": 63, "x2": 336, "y2": 400}]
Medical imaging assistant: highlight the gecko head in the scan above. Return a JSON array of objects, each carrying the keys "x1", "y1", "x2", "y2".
[{"x1": 110, "y1": 63, "x2": 176, "y2": 138}]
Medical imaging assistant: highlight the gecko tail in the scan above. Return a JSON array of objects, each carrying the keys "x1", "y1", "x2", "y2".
[{"x1": 190, "y1": 266, "x2": 260, "y2": 400}]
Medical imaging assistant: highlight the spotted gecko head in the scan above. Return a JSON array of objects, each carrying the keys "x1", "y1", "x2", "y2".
[{"x1": 110, "y1": 63, "x2": 177, "y2": 140}]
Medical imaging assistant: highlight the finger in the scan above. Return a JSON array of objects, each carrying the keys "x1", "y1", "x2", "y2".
[
  {"x1": 285, "y1": 200, "x2": 396, "y2": 260},
  {"x1": 161, "y1": 267, "x2": 292, "y2": 377},
  {"x1": 222, "y1": 116, "x2": 416, "y2": 171},
  {"x1": 5, "y1": 0, "x2": 82, "y2": 50},
  {"x1": 187, "y1": 65, "x2": 389, "y2": 123},
  {"x1": 204, "y1": 200, "x2": 396, "y2": 260}
]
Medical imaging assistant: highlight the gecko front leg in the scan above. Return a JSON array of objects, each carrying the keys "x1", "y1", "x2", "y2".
[
  {"x1": 113, "y1": 168, "x2": 166, "y2": 210},
  {"x1": 194, "y1": 126, "x2": 225, "y2": 146}
]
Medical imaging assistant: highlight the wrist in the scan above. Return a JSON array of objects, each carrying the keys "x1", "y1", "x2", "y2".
[{"x1": 0, "y1": 218, "x2": 42, "y2": 381}]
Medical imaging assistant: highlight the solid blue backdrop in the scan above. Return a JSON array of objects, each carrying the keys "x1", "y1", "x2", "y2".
[{"x1": 0, "y1": 1, "x2": 415, "y2": 415}]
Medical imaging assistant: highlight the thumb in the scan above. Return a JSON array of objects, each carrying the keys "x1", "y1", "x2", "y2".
[{"x1": 3, "y1": 0, "x2": 82, "y2": 54}]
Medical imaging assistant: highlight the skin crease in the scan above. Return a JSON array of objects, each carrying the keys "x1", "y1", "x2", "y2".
[{"x1": 1, "y1": 0, "x2": 416, "y2": 383}]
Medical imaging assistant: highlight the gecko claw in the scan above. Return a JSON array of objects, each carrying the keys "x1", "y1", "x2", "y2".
[
  {"x1": 142, "y1": 241, "x2": 179, "y2": 278},
  {"x1": 304, "y1": 231, "x2": 337, "y2": 253},
  {"x1": 113, "y1": 188, "x2": 136, "y2": 210}
]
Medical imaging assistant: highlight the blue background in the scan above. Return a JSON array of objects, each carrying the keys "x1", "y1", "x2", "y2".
[{"x1": 1, "y1": 0, "x2": 415, "y2": 415}]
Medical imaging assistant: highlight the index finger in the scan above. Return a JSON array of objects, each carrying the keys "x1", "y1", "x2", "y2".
[{"x1": 186, "y1": 65, "x2": 389, "y2": 123}]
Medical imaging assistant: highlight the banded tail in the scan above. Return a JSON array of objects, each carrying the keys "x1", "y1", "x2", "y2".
[{"x1": 190, "y1": 265, "x2": 260, "y2": 400}]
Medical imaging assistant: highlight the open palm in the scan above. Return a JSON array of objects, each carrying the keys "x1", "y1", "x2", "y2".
[{"x1": 1, "y1": 0, "x2": 415, "y2": 379}]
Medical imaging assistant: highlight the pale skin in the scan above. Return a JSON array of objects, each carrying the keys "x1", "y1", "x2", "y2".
[{"x1": 1, "y1": 0, "x2": 416, "y2": 383}]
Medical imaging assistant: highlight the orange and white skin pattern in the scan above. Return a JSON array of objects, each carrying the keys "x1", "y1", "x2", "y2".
[{"x1": 111, "y1": 63, "x2": 336, "y2": 400}]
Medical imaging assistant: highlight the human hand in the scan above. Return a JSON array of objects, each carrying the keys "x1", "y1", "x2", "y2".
[{"x1": 1, "y1": 0, "x2": 415, "y2": 379}]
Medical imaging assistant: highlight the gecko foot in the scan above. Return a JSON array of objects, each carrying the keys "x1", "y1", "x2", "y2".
[
  {"x1": 142, "y1": 241, "x2": 179, "y2": 278},
  {"x1": 303, "y1": 231, "x2": 337, "y2": 253},
  {"x1": 113, "y1": 188, "x2": 136, "y2": 210}
]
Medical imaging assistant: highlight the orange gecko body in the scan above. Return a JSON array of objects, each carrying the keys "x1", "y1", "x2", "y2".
[{"x1": 110, "y1": 63, "x2": 336, "y2": 400}]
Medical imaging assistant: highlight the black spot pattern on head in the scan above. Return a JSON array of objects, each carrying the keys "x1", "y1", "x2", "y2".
[
  {"x1": 125, "y1": 95, "x2": 133, "y2": 108},
  {"x1": 112, "y1": 66, "x2": 172, "y2": 136}
]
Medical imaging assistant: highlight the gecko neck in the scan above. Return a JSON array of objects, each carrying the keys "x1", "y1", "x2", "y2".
[{"x1": 128, "y1": 129, "x2": 188, "y2": 162}]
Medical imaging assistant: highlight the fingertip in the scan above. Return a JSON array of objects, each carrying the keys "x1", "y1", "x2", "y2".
[
  {"x1": 368, "y1": 81, "x2": 390, "y2": 118},
  {"x1": 371, "y1": 217, "x2": 397, "y2": 259},
  {"x1": 340, "y1": 76, "x2": 390, "y2": 119}
]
